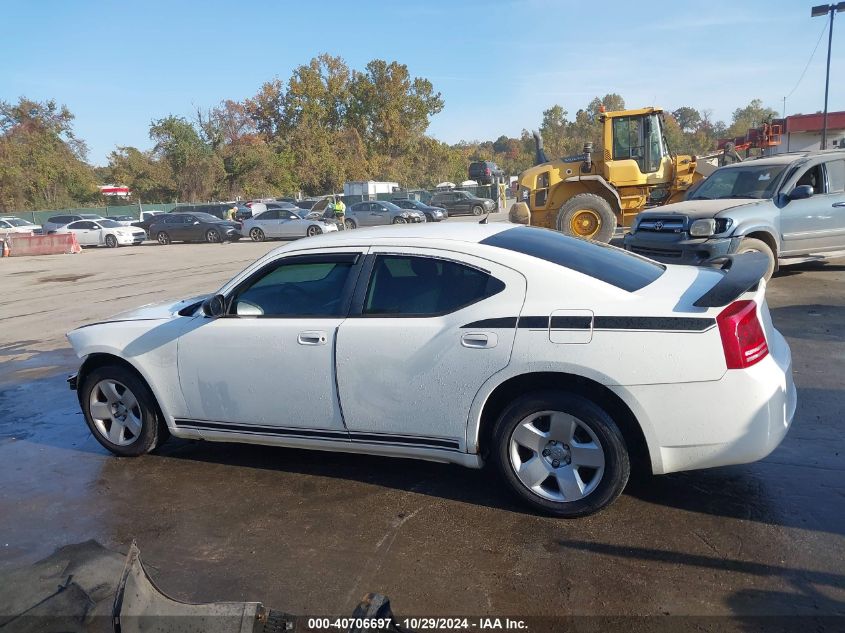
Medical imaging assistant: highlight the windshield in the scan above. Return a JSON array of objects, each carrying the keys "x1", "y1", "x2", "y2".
[
  {"x1": 4, "y1": 218, "x2": 32, "y2": 227},
  {"x1": 691, "y1": 164, "x2": 789, "y2": 200},
  {"x1": 98, "y1": 220, "x2": 122, "y2": 228},
  {"x1": 382, "y1": 202, "x2": 402, "y2": 212}
]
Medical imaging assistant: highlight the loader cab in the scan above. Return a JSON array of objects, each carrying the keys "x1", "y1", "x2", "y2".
[{"x1": 603, "y1": 109, "x2": 672, "y2": 186}]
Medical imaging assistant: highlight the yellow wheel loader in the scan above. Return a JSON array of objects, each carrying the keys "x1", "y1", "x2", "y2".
[{"x1": 516, "y1": 107, "x2": 708, "y2": 242}]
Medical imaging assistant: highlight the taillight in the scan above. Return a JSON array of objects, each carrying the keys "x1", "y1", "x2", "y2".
[{"x1": 716, "y1": 300, "x2": 768, "y2": 369}]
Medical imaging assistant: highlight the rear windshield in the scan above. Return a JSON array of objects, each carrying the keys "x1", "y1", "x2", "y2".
[{"x1": 481, "y1": 226, "x2": 665, "y2": 292}]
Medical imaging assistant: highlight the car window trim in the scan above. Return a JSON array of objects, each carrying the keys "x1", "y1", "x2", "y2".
[
  {"x1": 223, "y1": 252, "x2": 365, "y2": 319},
  {"x1": 348, "y1": 252, "x2": 502, "y2": 319}
]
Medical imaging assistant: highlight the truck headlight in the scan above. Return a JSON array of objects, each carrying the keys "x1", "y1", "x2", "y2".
[{"x1": 689, "y1": 219, "x2": 716, "y2": 237}]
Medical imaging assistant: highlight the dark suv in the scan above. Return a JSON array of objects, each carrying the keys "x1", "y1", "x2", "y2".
[
  {"x1": 429, "y1": 190, "x2": 496, "y2": 216},
  {"x1": 469, "y1": 161, "x2": 504, "y2": 185}
]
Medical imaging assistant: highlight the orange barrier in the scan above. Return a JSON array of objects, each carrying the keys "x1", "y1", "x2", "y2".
[{"x1": 4, "y1": 233, "x2": 82, "y2": 257}]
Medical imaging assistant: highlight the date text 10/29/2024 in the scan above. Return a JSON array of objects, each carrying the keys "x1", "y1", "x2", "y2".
[{"x1": 307, "y1": 617, "x2": 528, "y2": 630}]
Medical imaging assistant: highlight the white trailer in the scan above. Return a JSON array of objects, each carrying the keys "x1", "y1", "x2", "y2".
[{"x1": 343, "y1": 181, "x2": 400, "y2": 199}]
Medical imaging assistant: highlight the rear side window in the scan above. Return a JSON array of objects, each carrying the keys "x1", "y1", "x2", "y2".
[
  {"x1": 827, "y1": 160, "x2": 845, "y2": 193},
  {"x1": 364, "y1": 255, "x2": 505, "y2": 316},
  {"x1": 481, "y1": 226, "x2": 664, "y2": 292}
]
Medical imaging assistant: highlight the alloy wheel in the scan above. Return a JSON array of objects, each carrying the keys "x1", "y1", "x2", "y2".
[
  {"x1": 249, "y1": 228, "x2": 265, "y2": 242},
  {"x1": 88, "y1": 379, "x2": 143, "y2": 446},
  {"x1": 206, "y1": 229, "x2": 220, "y2": 243},
  {"x1": 508, "y1": 410, "x2": 605, "y2": 502},
  {"x1": 306, "y1": 225, "x2": 321, "y2": 237}
]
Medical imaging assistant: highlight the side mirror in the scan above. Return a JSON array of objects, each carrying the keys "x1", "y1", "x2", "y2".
[
  {"x1": 789, "y1": 185, "x2": 814, "y2": 200},
  {"x1": 194, "y1": 221, "x2": 201, "y2": 225},
  {"x1": 202, "y1": 294, "x2": 226, "y2": 317}
]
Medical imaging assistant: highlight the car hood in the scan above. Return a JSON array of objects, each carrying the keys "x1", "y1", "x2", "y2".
[
  {"x1": 100, "y1": 295, "x2": 210, "y2": 323},
  {"x1": 640, "y1": 199, "x2": 767, "y2": 220}
]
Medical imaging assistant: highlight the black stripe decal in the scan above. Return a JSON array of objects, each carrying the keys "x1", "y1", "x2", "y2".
[
  {"x1": 593, "y1": 316, "x2": 715, "y2": 331},
  {"x1": 550, "y1": 316, "x2": 593, "y2": 329},
  {"x1": 461, "y1": 315, "x2": 715, "y2": 331},
  {"x1": 462, "y1": 317, "x2": 518, "y2": 328},
  {"x1": 174, "y1": 420, "x2": 460, "y2": 450},
  {"x1": 518, "y1": 316, "x2": 549, "y2": 329}
]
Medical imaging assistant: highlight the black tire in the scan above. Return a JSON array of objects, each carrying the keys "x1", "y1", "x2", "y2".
[
  {"x1": 105, "y1": 234, "x2": 118, "y2": 248},
  {"x1": 80, "y1": 364, "x2": 168, "y2": 457},
  {"x1": 205, "y1": 229, "x2": 220, "y2": 243},
  {"x1": 472, "y1": 205, "x2": 483, "y2": 216},
  {"x1": 345, "y1": 219, "x2": 356, "y2": 230},
  {"x1": 492, "y1": 390, "x2": 630, "y2": 517},
  {"x1": 556, "y1": 193, "x2": 617, "y2": 242},
  {"x1": 249, "y1": 227, "x2": 265, "y2": 242},
  {"x1": 306, "y1": 225, "x2": 321, "y2": 237},
  {"x1": 156, "y1": 231, "x2": 171, "y2": 245},
  {"x1": 392, "y1": 216, "x2": 407, "y2": 224},
  {"x1": 736, "y1": 237, "x2": 776, "y2": 281}
]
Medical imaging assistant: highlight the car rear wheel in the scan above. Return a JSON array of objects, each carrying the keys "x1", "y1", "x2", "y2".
[
  {"x1": 556, "y1": 193, "x2": 617, "y2": 242},
  {"x1": 306, "y1": 225, "x2": 321, "y2": 237},
  {"x1": 105, "y1": 234, "x2": 118, "y2": 248},
  {"x1": 249, "y1": 227, "x2": 265, "y2": 242},
  {"x1": 472, "y1": 205, "x2": 483, "y2": 216},
  {"x1": 205, "y1": 229, "x2": 220, "y2": 243},
  {"x1": 392, "y1": 217, "x2": 407, "y2": 224},
  {"x1": 492, "y1": 390, "x2": 630, "y2": 517},
  {"x1": 81, "y1": 365, "x2": 168, "y2": 457},
  {"x1": 156, "y1": 231, "x2": 171, "y2": 245},
  {"x1": 736, "y1": 237, "x2": 776, "y2": 281}
]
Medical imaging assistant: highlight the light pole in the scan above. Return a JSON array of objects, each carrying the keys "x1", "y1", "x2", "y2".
[{"x1": 812, "y1": 3, "x2": 845, "y2": 149}]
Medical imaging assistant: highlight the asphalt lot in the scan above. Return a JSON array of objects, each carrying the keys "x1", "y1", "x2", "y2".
[{"x1": 0, "y1": 216, "x2": 843, "y2": 625}]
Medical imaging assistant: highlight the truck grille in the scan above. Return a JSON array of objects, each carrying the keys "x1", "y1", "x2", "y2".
[
  {"x1": 637, "y1": 217, "x2": 685, "y2": 233},
  {"x1": 629, "y1": 245, "x2": 683, "y2": 259}
]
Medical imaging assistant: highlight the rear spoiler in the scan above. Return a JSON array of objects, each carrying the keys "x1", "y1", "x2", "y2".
[{"x1": 693, "y1": 252, "x2": 770, "y2": 308}]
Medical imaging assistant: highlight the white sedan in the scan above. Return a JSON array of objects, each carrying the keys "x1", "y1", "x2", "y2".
[
  {"x1": 66, "y1": 224, "x2": 795, "y2": 516},
  {"x1": 242, "y1": 208, "x2": 338, "y2": 241},
  {"x1": 56, "y1": 218, "x2": 146, "y2": 247},
  {"x1": 0, "y1": 216, "x2": 41, "y2": 235}
]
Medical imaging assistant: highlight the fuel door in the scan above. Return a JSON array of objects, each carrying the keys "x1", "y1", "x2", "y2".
[{"x1": 549, "y1": 309, "x2": 593, "y2": 344}]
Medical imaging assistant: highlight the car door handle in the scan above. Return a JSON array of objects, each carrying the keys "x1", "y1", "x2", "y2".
[
  {"x1": 461, "y1": 332, "x2": 498, "y2": 349},
  {"x1": 297, "y1": 331, "x2": 328, "y2": 346}
]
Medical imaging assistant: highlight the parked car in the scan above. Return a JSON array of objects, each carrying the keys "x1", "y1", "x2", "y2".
[
  {"x1": 429, "y1": 190, "x2": 496, "y2": 216},
  {"x1": 132, "y1": 211, "x2": 165, "y2": 233},
  {"x1": 344, "y1": 201, "x2": 424, "y2": 228},
  {"x1": 109, "y1": 215, "x2": 137, "y2": 226},
  {"x1": 66, "y1": 223, "x2": 794, "y2": 517},
  {"x1": 0, "y1": 216, "x2": 42, "y2": 235},
  {"x1": 624, "y1": 150, "x2": 845, "y2": 280},
  {"x1": 391, "y1": 198, "x2": 448, "y2": 222},
  {"x1": 148, "y1": 212, "x2": 241, "y2": 244},
  {"x1": 43, "y1": 213, "x2": 105, "y2": 233},
  {"x1": 469, "y1": 160, "x2": 504, "y2": 185},
  {"x1": 55, "y1": 219, "x2": 146, "y2": 247},
  {"x1": 242, "y1": 208, "x2": 338, "y2": 241}
]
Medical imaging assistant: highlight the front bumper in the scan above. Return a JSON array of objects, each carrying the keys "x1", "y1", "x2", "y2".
[{"x1": 624, "y1": 232, "x2": 740, "y2": 265}]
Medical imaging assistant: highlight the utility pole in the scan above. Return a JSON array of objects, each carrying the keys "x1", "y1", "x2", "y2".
[{"x1": 811, "y1": 3, "x2": 845, "y2": 149}]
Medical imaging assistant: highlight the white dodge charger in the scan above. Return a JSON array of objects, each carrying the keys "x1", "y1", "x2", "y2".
[{"x1": 66, "y1": 224, "x2": 796, "y2": 516}]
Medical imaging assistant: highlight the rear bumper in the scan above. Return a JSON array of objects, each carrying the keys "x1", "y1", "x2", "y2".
[
  {"x1": 612, "y1": 327, "x2": 796, "y2": 475},
  {"x1": 624, "y1": 233, "x2": 740, "y2": 265}
]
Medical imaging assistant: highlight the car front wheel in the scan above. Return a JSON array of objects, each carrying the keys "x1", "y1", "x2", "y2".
[
  {"x1": 205, "y1": 229, "x2": 220, "y2": 243},
  {"x1": 80, "y1": 365, "x2": 168, "y2": 457},
  {"x1": 492, "y1": 390, "x2": 630, "y2": 517},
  {"x1": 736, "y1": 237, "x2": 776, "y2": 281},
  {"x1": 306, "y1": 225, "x2": 321, "y2": 237},
  {"x1": 393, "y1": 217, "x2": 407, "y2": 224},
  {"x1": 345, "y1": 219, "x2": 355, "y2": 230},
  {"x1": 105, "y1": 234, "x2": 118, "y2": 248},
  {"x1": 472, "y1": 205, "x2": 483, "y2": 216}
]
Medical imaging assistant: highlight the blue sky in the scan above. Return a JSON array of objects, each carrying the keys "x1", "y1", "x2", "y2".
[{"x1": 2, "y1": 0, "x2": 842, "y2": 165}]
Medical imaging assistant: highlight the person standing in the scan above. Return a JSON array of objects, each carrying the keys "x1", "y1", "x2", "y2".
[{"x1": 334, "y1": 198, "x2": 346, "y2": 230}]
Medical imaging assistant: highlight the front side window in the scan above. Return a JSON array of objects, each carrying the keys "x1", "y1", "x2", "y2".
[
  {"x1": 363, "y1": 255, "x2": 505, "y2": 316},
  {"x1": 67, "y1": 221, "x2": 86, "y2": 229},
  {"x1": 794, "y1": 164, "x2": 825, "y2": 194},
  {"x1": 232, "y1": 255, "x2": 357, "y2": 317}
]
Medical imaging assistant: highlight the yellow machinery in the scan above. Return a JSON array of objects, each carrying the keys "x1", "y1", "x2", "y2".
[{"x1": 516, "y1": 106, "x2": 704, "y2": 242}]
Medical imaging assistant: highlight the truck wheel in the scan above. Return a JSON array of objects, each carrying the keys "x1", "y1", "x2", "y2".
[
  {"x1": 556, "y1": 194, "x2": 617, "y2": 242},
  {"x1": 736, "y1": 237, "x2": 776, "y2": 281}
]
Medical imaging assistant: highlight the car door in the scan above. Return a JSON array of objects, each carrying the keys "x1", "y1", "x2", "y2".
[
  {"x1": 335, "y1": 247, "x2": 527, "y2": 446},
  {"x1": 278, "y1": 211, "x2": 303, "y2": 237},
  {"x1": 254, "y1": 209, "x2": 280, "y2": 237},
  {"x1": 67, "y1": 221, "x2": 97, "y2": 246},
  {"x1": 780, "y1": 162, "x2": 843, "y2": 254},
  {"x1": 370, "y1": 203, "x2": 390, "y2": 225},
  {"x1": 822, "y1": 158, "x2": 845, "y2": 249},
  {"x1": 176, "y1": 249, "x2": 367, "y2": 430}
]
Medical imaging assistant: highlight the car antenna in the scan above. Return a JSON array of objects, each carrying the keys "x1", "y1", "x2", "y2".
[{"x1": 479, "y1": 212, "x2": 490, "y2": 224}]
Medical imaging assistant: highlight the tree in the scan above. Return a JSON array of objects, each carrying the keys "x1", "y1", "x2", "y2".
[
  {"x1": 108, "y1": 146, "x2": 176, "y2": 202},
  {"x1": 727, "y1": 99, "x2": 778, "y2": 138},
  {"x1": 149, "y1": 116, "x2": 223, "y2": 201},
  {"x1": 672, "y1": 107, "x2": 701, "y2": 133}
]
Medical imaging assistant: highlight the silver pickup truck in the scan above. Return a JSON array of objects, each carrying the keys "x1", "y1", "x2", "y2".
[{"x1": 623, "y1": 150, "x2": 845, "y2": 279}]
